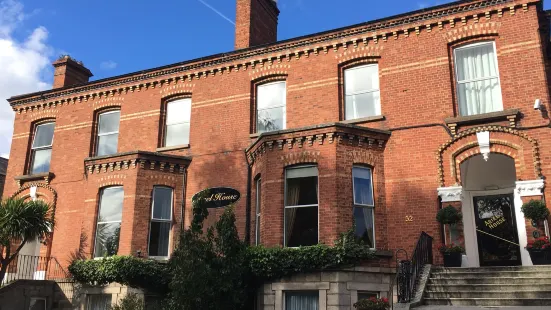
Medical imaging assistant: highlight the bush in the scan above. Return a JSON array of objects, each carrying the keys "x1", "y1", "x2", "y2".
[
  {"x1": 68, "y1": 256, "x2": 170, "y2": 294},
  {"x1": 354, "y1": 297, "x2": 390, "y2": 310},
  {"x1": 111, "y1": 293, "x2": 144, "y2": 310},
  {"x1": 521, "y1": 200, "x2": 549, "y2": 221},
  {"x1": 436, "y1": 205, "x2": 462, "y2": 225},
  {"x1": 438, "y1": 243, "x2": 464, "y2": 254}
]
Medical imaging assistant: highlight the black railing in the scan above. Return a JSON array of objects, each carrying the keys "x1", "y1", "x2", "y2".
[
  {"x1": 2, "y1": 255, "x2": 69, "y2": 285},
  {"x1": 397, "y1": 232, "x2": 433, "y2": 303}
]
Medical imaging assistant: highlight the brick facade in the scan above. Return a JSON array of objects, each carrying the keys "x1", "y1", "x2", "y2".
[{"x1": 3, "y1": 0, "x2": 551, "y2": 274}]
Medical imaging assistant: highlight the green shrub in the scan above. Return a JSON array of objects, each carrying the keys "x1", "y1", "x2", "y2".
[
  {"x1": 111, "y1": 293, "x2": 144, "y2": 310},
  {"x1": 436, "y1": 205, "x2": 462, "y2": 225},
  {"x1": 68, "y1": 256, "x2": 169, "y2": 294},
  {"x1": 354, "y1": 297, "x2": 390, "y2": 310},
  {"x1": 521, "y1": 200, "x2": 549, "y2": 221}
]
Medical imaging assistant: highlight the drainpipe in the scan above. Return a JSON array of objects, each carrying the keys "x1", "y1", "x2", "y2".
[
  {"x1": 244, "y1": 151, "x2": 252, "y2": 245},
  {"x1": 180, "y1": 168, "x2": 188, "y2": 231}
]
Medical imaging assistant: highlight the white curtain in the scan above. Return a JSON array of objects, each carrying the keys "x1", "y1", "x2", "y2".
[
  {"x1": 285, "y1": 293, "x2": 319, "y2": 310},
  {"x1": 455, "y1": 43, "x2": 502, "y2": 116},
  {"x1": 87, "y1": 295, "x2": 111, "y2": 310},
  {"x1": 285, "y1": 184, "x2": 300, "y2": 245}
]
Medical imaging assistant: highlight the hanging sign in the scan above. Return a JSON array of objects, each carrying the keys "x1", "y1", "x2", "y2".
[{"x1": 192, "y1": 187, "x2": 241, "y2": 209}]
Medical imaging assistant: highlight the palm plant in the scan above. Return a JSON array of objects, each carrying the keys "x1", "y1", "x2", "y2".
[{"x1": 0, "y1": 198, "x2": 54, "y2": 284}]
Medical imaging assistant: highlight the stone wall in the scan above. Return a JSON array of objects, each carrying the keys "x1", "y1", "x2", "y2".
[
  {"x1": 258, "y1": 268, "x2": 394, "y2": 310},
  {"x1": 0, "y1": 280, "x2": 74, "y2": 310}
]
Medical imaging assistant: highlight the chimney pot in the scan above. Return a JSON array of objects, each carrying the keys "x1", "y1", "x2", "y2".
[
  {"x1": 52, "y1": 55, "x2": 93, "y2": 89},
  {"x1": 235, "y1": 0, "x2": 280, "y2": 50}
]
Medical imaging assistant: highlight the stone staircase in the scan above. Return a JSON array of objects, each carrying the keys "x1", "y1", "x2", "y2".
[{"x1": 424, "y1": 266, "x2": 551, "y2": 307}]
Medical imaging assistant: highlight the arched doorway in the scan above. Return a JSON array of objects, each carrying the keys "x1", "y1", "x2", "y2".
[{"x1": 460, "y1": 154, "x2": 526, "y2": 266}]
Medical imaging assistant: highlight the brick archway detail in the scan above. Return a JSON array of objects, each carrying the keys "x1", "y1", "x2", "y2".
[
  {"x1": 437, "y1": 125, "x2": 541, "y2": 186},
  {"x1": 11, "y1": 182, "x2": 58, "y2": 210},
  {"x1": 281, "y1": 151, "x2": 321, "y2": 166}
]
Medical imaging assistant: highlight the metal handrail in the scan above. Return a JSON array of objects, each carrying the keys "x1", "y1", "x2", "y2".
[
  {"x1": 397, "y1": 232, "x2": 433, "y2": 303},
  {"x1": 2, "y1": 255, "x2": 69, "y2": 285}
]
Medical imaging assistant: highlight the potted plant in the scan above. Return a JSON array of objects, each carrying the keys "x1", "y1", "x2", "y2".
[
  {"x1": 438, "y1": 243, "x2": 464, "y2": 267},
  {"x1": 354, "y1": 297, "x2": 390, "y2": 310},
  {"x1": 521, "y1": 199, "x2": 549, "y2": 223},
  {"x1": 526, "y1": 236, "x2": 551, "y2": 265}
]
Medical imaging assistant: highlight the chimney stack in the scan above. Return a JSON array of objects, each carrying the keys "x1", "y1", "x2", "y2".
[
  {"x1": 52, "y1": 55, "x2": 93, "y2": 89},
  {"x1": 235, "y1": 0, "x2": 280, "y2": 50}
]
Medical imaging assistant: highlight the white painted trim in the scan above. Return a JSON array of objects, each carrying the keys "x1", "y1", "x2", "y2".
[
  {"x1": 437, "y1": 186, "x2": 463, "y2": 202},
  {"x1": 516, "y1": 179, "x2": 545, "y2": 197},
  {"x1": 476, "y1": 131, "x2": 490, "y2": 161}
]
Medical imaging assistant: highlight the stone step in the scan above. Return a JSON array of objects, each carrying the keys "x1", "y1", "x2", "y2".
[
  {"x1": 430, "y1": 271, "x2": 549, "y2": 278},
  {"x1": 426, "y1": 283, "x2": 551, "y2": 292},
  {"x1": 428, "y1": 277, "x2": 551, "y2": 285},
  {"x1": 424, "y1": 298, "x2": 551, "y2": 306},
  {"x1": 425, "y1": 290, "x2": 551, "y2": 299},
  {"x1": 432, "y1": 266, "x2": 551, "y2": 273}
]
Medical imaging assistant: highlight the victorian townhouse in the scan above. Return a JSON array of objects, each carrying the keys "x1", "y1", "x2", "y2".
[{"x1": 4, "y1": 0, "x2": 551, "y2": 308}]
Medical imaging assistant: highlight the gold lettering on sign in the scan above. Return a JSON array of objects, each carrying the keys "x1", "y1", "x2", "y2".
[
  {"x1": 405, "y1": 215, "x2": 413, "y2": 222},
  {"x1": 484, "y1": 216, "x2": 506, "y2": 229},
  {"x1": 204, "y1": 193, "x2": 239, "y2": 202}
]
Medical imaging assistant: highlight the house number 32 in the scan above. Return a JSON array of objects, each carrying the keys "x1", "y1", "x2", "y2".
[{"x1": 405, "y1": 215, "x2": 413, "y2": 222}]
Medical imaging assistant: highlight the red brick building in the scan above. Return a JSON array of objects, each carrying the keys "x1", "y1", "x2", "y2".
[{"x1": 4, "y1": 0, "x2": 551, "y2": 307}]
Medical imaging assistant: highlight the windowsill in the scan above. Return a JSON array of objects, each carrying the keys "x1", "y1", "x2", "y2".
[
  {"x1": 340, "y1": 115, "x2": 385, "y2": 125},
  {"x1": 250, "y1": 133, "x2": 261, "y2": 139},
  {"x1": 156, "y1": 144, "x2": 190, "y2": 152},
  {"x1": 444, "y1": 108, "x2": 519, "y2": 126},
  {"x1": 148, "y1": 256, "x2": 170, "y2": 261},
  {"x1": 14, "y1": 172, "x2": 54, "y2": 183}
]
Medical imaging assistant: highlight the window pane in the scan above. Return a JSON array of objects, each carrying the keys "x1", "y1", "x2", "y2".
[
  {"x1": 358, "y1": 291, "x2": 379, "y2": 300},
  {"x1": 345, "y1": 91, "x2": 381, "y2": 119},
  {"x1": 94, "y1": 222, "x2": 121, "y2": 257},
  {"x1": 285, "y1": 206, "x2": 318, "y2": 247},
  {"x1": 98, "y1": 187, "x2": 124, "y2": 222},
  {"x1": 97, "y1": 134, "x2": 119, "y2": 156},
  {"x1": 166, "y1": 99, "x2": 191, "y2": 125},
  {"x1": 285, "y1": 292, "x2": 319, "y2": 310},
  {"x1": 29, "y1": 298, "x2": 46, "y2": 310},
  {"x1": 255, "y1": 179, "x2": 261, "y2": 245},
  {"x1": 354, "y1": 207, "x2": 374, "y2": 247},
  {"x1": 286, "y1": 177, "x2": 318, "y2": 207},
  {"x1": 87, "y1": 295, "x2": 112, "y2": 310},
  {"x1": 257, "y1": 106, "x2": 285, "y2": 133},
  {"x1": 353, "y1": 167, "x2": 374, "y2": 206},
  {"x1": 153, "y1": 187, "x2": 172, "y2": 220},
  {"x1": 98, "y1": 112, "x2": 120, "y2": 134},
  {"x1": 458, "y1": 78, "x2": 502, "y2": 116},
  {"x1": 455, "y1": 43, "x2": 498, "y2": 81},
  {"x1": 149, "y1": 221, "x2": 171, "y2": 257},
  {"x1": 31, "y1": 149, "x2": 52, "y2": 174},
  {"x1": 257, "y1": 82, "x2": 286, "y2": 109},
  {"x1": 165, "y1": 123, "x2": 190, "y2": 146},
  {"x1": 32, "y1": 123, "x2": 55, "y2": 148},
  {"x1": 287, "y1": 166, "x2": 318, "y2": 179},
  {"x1": 345, "y1": 65, "x2": 379, "y2": 95}
]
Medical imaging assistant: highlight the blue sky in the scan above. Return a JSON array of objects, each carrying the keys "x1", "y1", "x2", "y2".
[{"x1": 1, "y1": 0, "x2": 550, "y2": 158}]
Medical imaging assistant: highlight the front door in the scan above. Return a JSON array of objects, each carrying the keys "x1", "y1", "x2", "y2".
[{"x1": 473, "y1": 194, "x2": 521, "y2": 266}]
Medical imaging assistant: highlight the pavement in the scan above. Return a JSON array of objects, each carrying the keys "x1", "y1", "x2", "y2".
[{"x1": 415, "y1": 307, "x2": 551, "y2": 310}]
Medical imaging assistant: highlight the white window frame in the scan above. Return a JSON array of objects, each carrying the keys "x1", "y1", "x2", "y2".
[
  {"x1": 255, "y1": 178, "x2": 261, "y2": 246},
  {"x1": 148, "y1": 186, "x2": 173, "y2": 259},
  {"x1": 30, "y1": 122, "x2": 55, "y2": 174},
  {"x1": 164, "y1": 98, "x2": 191, "y2": 147},
  {"x1": 352, "y1": 166, "x2": 376, "y2": 249},
  {"x1": 453, "y1": 41, "x2": 503, "y2": 116},
  {"x1": 344, "y1": 64, "x2": 381, "y2": 120},
  {"x1": 96, "y1": 110, "x2": 120, "y2": 156},
  {"x1": 94, "y1": 186, "x2": 123, "y2": 259},
  {"x1": 256, "y1": 81, "x2": 287, "y2": 133},
  {"x1": 284, "y1": 165, "x2": 319, "y2": 248}
]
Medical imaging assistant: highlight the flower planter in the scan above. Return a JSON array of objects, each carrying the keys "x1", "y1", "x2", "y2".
[
  {"x1": 528, "y1": 249, "x2": 551, "y2": 265},
  {"x1": 442, "y1": 252, "x2": 462, "y2": 267}
]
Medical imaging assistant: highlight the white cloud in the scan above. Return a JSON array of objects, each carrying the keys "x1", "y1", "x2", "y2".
[
  {"x1": 100, "y1": 60, "x2": 117, "y2": 70},
  {"x1": 0, "y1": 0, "x2": 52, "y2": 157},
  {"x1": 1, "y1": 153, "x2": 8, "y2": 159}
]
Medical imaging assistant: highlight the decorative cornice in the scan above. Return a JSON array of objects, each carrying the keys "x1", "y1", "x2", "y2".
[
  {"x1": 84, "y1": 150, "x2": 191, "y2": 175},
  {"x1": 9, "y1": 0, "x2": 532, "y2": 111},
  {"x1": 14, "y1": 172, "x2": 55, "y2": 187},
  {"x1": 516, "y1": 179, "x2": 545, "y2": 197},
  {"x1": 246, "y1": 122, "x2": 390, "y2": 166},
  {"x1": 437, "y1": 186, "x2": 463, "y2": 202}
]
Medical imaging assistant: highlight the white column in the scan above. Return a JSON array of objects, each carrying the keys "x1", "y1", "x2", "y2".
[{"x1": 515, "y1": 179, "x2": 545, "y2": 266}]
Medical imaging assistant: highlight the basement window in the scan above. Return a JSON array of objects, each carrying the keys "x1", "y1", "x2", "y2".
[
  {"x1": 285, "y1": 291, "x2": 319, "y2": 310},
  {"x1": 86, "y1": 294, "x2": 112, "y2": 310}
]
